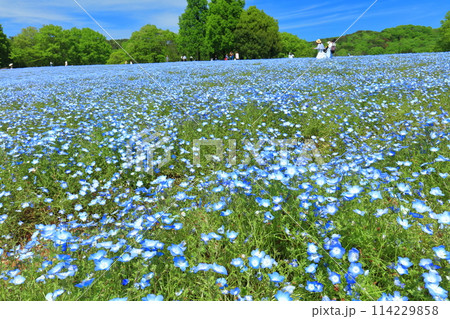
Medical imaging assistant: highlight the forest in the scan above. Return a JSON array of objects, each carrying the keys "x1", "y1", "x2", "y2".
[{"x1": 0, "y1": 1, "x2": 449, "y2": 68}]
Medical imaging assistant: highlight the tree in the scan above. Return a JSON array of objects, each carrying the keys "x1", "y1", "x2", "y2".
[
  {"x1": 206, "y1": 0, "x2": 245, "y2": 58},
  {"x1": 234, "y1": 6, "x2": 281, "y2": 59},
  {"x1": 278, "y1": 32, "x2": 310, "y2": 58},
  {"x1": 10, "y1": 27, "x2": 41, "y2": 67},
  {"x1": 107, "y1": 50, "x2": 128, "y2": 64},
  {"x1": 178, "y1": 0, "x2": 209, "y2": 60},
  {"x1": 65, "y1": 28, "x2": 111, "y2": 65},
  {"x1": 125, "y1": 25, "x2": 178, "y2": 63},
  {"x1": 0, "y1": 24, "x2": 10, "y2": 68},
  {"x1": 438, "y1": 11, "x2": 450, "y2": 51}
]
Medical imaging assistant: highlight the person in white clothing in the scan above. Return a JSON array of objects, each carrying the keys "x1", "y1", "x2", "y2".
[
  {"x1": 326, "y1": 39, "x2": 336, "y2": 58},
  {"x1": 326, "y1": 41, "x2": 332, "y2": 58},
  {"x1": 313, "y1": 39, "x2": 326, "y2": 59}
]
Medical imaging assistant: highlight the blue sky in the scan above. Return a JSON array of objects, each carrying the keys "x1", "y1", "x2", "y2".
[{"x1": 0, "y1": 0, "x2": 449, "y2": 41}]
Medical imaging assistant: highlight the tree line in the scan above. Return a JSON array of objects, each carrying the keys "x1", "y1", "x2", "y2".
[{"x1": 0, "y1": 3, "x2": 449, "y2": 68}]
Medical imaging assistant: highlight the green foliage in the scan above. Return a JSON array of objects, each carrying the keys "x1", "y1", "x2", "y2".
[
  {"x1": 10, "y1": 26, "x2": 44, "y2": 67},
  {"x1": 10, "y1": 25, "x2": 111, "y2": 67},
  {"x1": 107, "y1": 50, "x2": 128, "y2": 64},
  {"x1": 438, "y1": 11, "x2": 450, "y2": 51},
  {"x1": 125, "y1": 25, "x2": 178, "y2": 63},
  {"x1": 234, "y1": 6, "x2": 281, "y2": 59},
  {"x1": 178, "y1": 0, "x2": 209, "y2": 60},
  {"x1": 206, "y1": 0, "x2": 245, "y2": 58},
  {"x1": 64, "y1": 28, "x2": 111, "y2": 65},
  {"x1": 326, "y1": 25, "x2": 440, "y2": 56},
  {"x1": 278, "y1": 32, "x2": 312, "y2": 58},
  {"x1": 0, "y1": 24, "x2": 10, "y2": 68}
]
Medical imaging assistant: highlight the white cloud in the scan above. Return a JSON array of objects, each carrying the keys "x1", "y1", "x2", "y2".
[{"x1": 0, "y1": 0, "x2": 187, "y2": 36}]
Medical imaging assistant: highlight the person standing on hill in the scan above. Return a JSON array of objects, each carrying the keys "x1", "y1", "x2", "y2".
[
  {"x1": 313, "y1": 39, "x2": 326, "y2": 59},
  {"x1": 328, "y1": 39, "x2": 337, "y2": 58}
]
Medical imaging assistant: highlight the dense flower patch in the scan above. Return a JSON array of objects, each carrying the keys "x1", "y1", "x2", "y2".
[{"x1": 0, "y1": 53, "x2": 449, "y2": 301}]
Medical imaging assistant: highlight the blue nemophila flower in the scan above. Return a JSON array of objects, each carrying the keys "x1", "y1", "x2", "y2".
[
  {"x1": 94, "y1": 258, "x2": 113, "y2": 271},
  {"x1": 260, "y1": 255, "x2": 276, "y2": 269},
  {"x1": 348, "y1": 248, "x2": 359, "y2": 263},
  {"x1": 275, "y1": 290, "x2": 292, "y2": 301},
  {"x1": 231, "y1": 258, "x2": 244, "y2": 268},
  {"x1": 390, "y1": 291, "x2": 409, "y2": 301},
  {"x1": 323, "y1": 203, "x2": 338, "y2": 215},
  {"x1": 226, "y1": 230, "x2": 238, "y2": 242},
  {"x1": 142, "y1": 294, "x2": 163, "y2": 301},
  {"x1": 256, "y1": 197, "x2": 271, "y2": 207},
  {"x1": 368, "y1": 191, "x2": 382, "y2": 201},
  {"x1": 397, "y1": 183, "x2": 411, "y2": 194},
  {"x1": 329, "y1": 244, "x2": 345, "y2": 259},
  {"x1": 248, "y1": 256, "x2": 261, "y2": 269},
  {"x1": 141, "y1": 239, "x2": 164, "y2": 250},
  {"x1": 264, "y1": 211, "x2": 274, "y2": 222},
  {"x1": 45, "y1": 289, "x2": 65, "y2": 301},
  {"x1": 305, "y1": 263, "x2": 318, "y2": 274},
  {"x1": 217, "y1": 225, "x2": 225, "y2": 234},
  {"x1": 173, "y1": 256, "x2": 189, "y2": 271},
  {"x1": 75, "y1": 278, "x2": 95, "y2": 288},
  {"x1": 395, "y1": 263, "x2": 409, "y2": 275},
  {"x1": 430, "y1": 187, "x2": 444, "y2": 196},
  {"x1": 273, "y1": 196, "x2": 283, "y2": 204},
  {"x1": 230, "y1": 287, "x2": 240, "y2": 296},
  {"x1": 48, "y1": 262, "x2": 66, "y2": 275},
  {"x1": 432, "y1": 246, "x2": 449, "y2": 260},
  {"x1": 167, "y1": 242, "x2": 186, "y2": 256},
  {"x1": 374, "y1": 208, "x2": 389, "y2": 217},
  {"x1": 353, "y1": 209, "x2": 366, "y2": 216},
  {"x1": 342, "y1": 185, "x2": 363, "y2": 200},
  {"x1": 0, "y1": 214, "x2": 7, "y2": 224},
  {"x1": 394, "y1": 277, "x2": 405, "y2": 288},
  {"x1": 118, "y1": 253, "x2": 133, "y2": 262},
  {"x1": 419, "y1": 223, "x2": 434, "y2": 235},
  {"x1": 212, "y1": 201, "x2": 226, "y2": 211},
  {"x1": 54, "y1": 230, "x2": 72, "y2": 244},
  {"x1": 220, "y1": 209, "x2": 233, "y2": 216},
  {"x1": 398, "y1": 257, "x2": 413, "y2": 268},
  {"x1": 88, "y1": 250, "x2": 107, "y2": 261},
  {"x1": 208, "y1": 232, "x2": 222, "y2": 240},
  {"x1": 192, "y1": 263, "x2": 211, "y2": 273},
  {"x1": 409, "y1": 212, "x2": 424, "y2": 219},
  {"x1": 425, "y1": 284, "x2": 448, "y2": 301},
  {"x1": 348, "y1": 262, "x2": 364, "y2": 277},
  {"x1": 422, "y1": 271, "x2": 442, "y2": 285},
  {"x1": 211, "y1": 263, "x2": 228, "y2": 275},
  {"x1": 435, "y1": 211, "x2": 449, "y2": 225},
  {"x1": 328, "y1": 270, "x2": 341, "y2": 285},
  {"x1": 397, "y1": 217, "x2": 412, "y2": 229},
  {"x1": 305, "y1": 281, "x2": 324, "y2": 293},
  {"x1": 419, "y1": 258, "x2": 439, "y2": 270},
  {"x1": 268, "y1": 272, "x2": 285, "y2": 283},
  {"x1": 201, "y1": 233, "x2": 211, "y2": 244},
  {"x1": 412, "y1": 200, "x2": 431, "y2": 213},
  {"x1": 216, "y1": 278, "x2": 228, "y2": 289},
  {"x1": 121, "y1": 279, "x2": 129, "y2": 286},
  {"x1": 10, "y1": 275, "x2": 25, "y2": 285},
  {"x1": 307, "y1": 243, "x2": 319, "y2": 254},
  {"x1": 307, "y1": 253, "x2": 323, "y2": 263}
]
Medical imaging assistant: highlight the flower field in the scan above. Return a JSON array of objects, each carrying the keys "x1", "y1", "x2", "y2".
[{"x1": 0, "y1": 53, "x2": 449, "y2": 301}]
